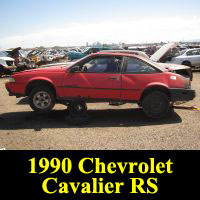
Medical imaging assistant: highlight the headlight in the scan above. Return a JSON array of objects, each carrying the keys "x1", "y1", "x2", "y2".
[{"x1": 8, "y1": 77, "x2": 16, "y2": 83}]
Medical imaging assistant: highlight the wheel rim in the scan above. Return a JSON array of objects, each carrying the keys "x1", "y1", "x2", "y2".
[{"x1": 33, "y1": 91, "x2": 51, "y2": 109}]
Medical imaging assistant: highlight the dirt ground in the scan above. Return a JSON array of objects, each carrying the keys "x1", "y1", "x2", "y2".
[{"x1": 0, "y1": 73, "x2": 200, "y2": 150}]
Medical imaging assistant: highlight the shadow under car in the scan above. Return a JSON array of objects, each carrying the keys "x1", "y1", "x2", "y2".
[{"x1": 0, "y1": 108, "x2": 182, "y2": 131}]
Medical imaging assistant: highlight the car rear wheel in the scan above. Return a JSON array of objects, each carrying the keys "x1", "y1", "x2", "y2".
[
  {"x1": 182, "y1": 61, "x2": 191, "y2": 67},
  {"x1": 29, "y1": 86, "x2": 55, "y2": 113},
  {"x1": 142, "y1": 91, "x2": 170, "y2": 118}
]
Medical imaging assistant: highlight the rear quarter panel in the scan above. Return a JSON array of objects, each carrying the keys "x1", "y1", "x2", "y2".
[{"x1": 121, "y1": 73, "x2": 170, "y2": 100}]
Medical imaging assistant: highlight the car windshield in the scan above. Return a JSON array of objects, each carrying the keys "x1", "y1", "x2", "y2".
[
  {"x1": 0, "y1": 51, "x2": 8, "y2": 57},
  {"x1": 180, "y1": 49, "x2": 187, "y2": 55},
  {"x1": 186, "y1": 49, "x2": 200, "y2": 56}
]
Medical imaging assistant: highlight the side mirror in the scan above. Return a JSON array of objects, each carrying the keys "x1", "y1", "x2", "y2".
[{"x1": 70, "y1": 66, "x2": 80, "y2": 73}]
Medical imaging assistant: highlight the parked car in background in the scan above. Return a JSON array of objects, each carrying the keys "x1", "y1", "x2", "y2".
[
  {"x1": 67, "y1": 47, "x2": 113, "y2": 60},
  {"x1": 5, "y1": 52, "x2": 195, "y2": 119},
  {"x1": 150, "y1": 43, "x2": 200, "y2": 68},
  {"x1": 0, "y1": 51, "x2": 16, "y2": 76},
  {"x1": 43, "y1": 53, "x2": 54, "y2": 62},
  {"x1": 149, "y1": 43, "x2": 193, "y2": 80},
  {"x1": 5, "y1": 47, "x2": 36, "y2": 72},
  {"x1": 170, "y1": 48, "x2": 200, "y2": 68}
]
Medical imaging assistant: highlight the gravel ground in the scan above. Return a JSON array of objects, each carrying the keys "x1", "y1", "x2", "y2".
[{"x1": 0, "y1": 73, "x2": 200, "y2": 150}]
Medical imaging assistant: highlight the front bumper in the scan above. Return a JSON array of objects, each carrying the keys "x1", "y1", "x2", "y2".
[
  {"x1": 5, "y1": 83, "x2": 24, "y2": 98},
  {"x1": 170, "y1": 88, "x2": 196, "y2": 101}
]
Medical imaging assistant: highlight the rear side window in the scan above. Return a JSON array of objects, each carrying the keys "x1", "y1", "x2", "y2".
[
  {"x1": 186, "y1": 50, "x2": 200, "y2": 56},
  {"x1": 125, "y1": 57, "x2": 157, "y2": 73},
  {"x1": 82, "y1": 56, "x2": 123, "y2": 73}
]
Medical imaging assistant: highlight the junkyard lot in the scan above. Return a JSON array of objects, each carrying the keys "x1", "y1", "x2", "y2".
[{"x1": 0, "y1": 73, "x2": 200, "y2": 150}]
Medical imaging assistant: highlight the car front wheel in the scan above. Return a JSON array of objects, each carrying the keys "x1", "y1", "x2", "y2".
[
  {"x1": 29, "y1": 87, "x2": 55, "y2": 113},
  {"x1": 142, "y1": 91, "x2": 170, "y2": 118}
]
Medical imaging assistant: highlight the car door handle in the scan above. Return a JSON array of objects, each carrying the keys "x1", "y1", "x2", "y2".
[{"x1": 109, "y1": 76, "x2": 119, "y2": 80}]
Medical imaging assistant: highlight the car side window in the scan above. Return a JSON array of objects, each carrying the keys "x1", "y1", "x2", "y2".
[
  {"x1": 125, "y1": 57, "x2": 157, "y2": 73},
  {"x1": 186, "y1": 50, "x2": 200, "y2": 56},
  {"x1": 80, "y1": 57, "x2": 122, "y2": 73}
]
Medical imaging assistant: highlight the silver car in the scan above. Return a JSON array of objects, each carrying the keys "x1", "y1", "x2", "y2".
[{"x1": 170, "y1": 48, "x2": 200, "y2": 68}]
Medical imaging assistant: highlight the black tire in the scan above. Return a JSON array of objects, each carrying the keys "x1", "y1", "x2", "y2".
[
  {"x1": 182, "y1": 61, "x2": 191, "y2": 67},
  {"x1": 68, "y1": 101, "x2": 87, "y2": 115},
  {"x1": 142, "y1": 91, "x2": 170, "y2": 118},
  {"x1": 66, "y1": 101, "x2": 90, "y2": 125},
  {"x1": 29, "y1": 86, "x2": 55, "y2": 113}
]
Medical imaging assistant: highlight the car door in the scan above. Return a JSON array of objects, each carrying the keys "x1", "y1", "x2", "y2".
[
  {"x1": 62, "y1": 55, "x2": 123, "y2": 100},
  {"x1": 191, "y1": 49, "x2": 200, "y2": 66},
  {"x1": 121, "y1": 56, "x2": 163, "y2": 101}
]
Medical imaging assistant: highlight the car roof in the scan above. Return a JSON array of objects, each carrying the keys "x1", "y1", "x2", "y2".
[
  {"x1": 100, "y1": 50, "x2": 149, "y2": 58},
  {"x1": 95, "y1": 51, "x2": 148, "y2": 60},
  {"x1": 186, "y1": 48, "x2": 200, "y2": 51},
  {"x1": 88, "y1": 52, "x2": 165, "y2": 72},
  {"x1": 96, "y1": 51, "x2": 139, "y2": 57}
]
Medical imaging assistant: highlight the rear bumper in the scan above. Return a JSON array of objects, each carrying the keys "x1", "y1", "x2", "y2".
[{"x1": 170, "y1": 88, "x2": 196, "y2": 101}]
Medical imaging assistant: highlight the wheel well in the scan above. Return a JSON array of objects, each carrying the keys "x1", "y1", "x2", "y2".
[
  {"x1": 182, "y1": 60, "x2": 191, "y2": 65},
  {"x1": 25, "y1": 80, "x2": 56, "y2": 96},
  {"x1": 140, "y1": 86, "x2": 171, "y2": 102}
]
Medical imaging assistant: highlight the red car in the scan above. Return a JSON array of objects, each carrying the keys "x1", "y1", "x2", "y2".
[{"x1": 5, "y1": 52, "x2": 195, "y2": 118}]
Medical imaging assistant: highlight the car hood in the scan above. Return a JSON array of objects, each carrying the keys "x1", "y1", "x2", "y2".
[
  {"x1": 157, "y1": 62, "x2": 190, "y2": 70},
  {"x1": 0, "y1": 56, "x2": 15, "y2": 61},
  {"x1": 40, "y1": 62, "x2": 75, "y2": 68},
  {"x1": 14, "y1": 65, "x2": 69, "y2": 75},
  {"x1": 150, "y1": 42, "x2": 177, "y2": 62}
]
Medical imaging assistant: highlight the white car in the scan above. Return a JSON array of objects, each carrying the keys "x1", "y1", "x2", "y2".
[
  {"x1": 170, "y1": 48, "x2": 200, "y2": 68},
  {"x1": 0, "y1": 51, "x2": 16, "y2": 76},
  {"x1": 150, "y1": 43, "x2": 200, "y2": 68}
]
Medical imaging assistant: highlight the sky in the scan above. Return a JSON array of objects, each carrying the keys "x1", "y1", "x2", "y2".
[{"x1": 1, "y1": 0, "x2": 200, "y2": 49}]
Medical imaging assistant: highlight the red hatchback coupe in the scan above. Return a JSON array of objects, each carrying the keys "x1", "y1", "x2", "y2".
[{"x1": 5, "y1": 52, "x2": 195, "y2": 118}]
